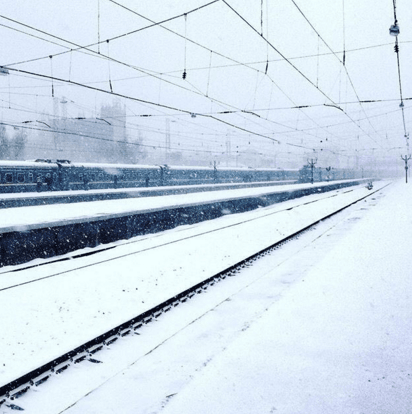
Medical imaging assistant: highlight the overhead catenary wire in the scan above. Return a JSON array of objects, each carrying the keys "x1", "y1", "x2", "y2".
[
  {"x1": 2, "y1": 4, "x2": 301, "y2": 140},
  {"x1": 0, "y1": 7, "x2": 400, "y2": 151},
  {"x1": 221, "y1": 0, "x2": 386, "y2": 153},
  {"x1": 391, "y1": 0, "x2": 408, "y2": 146},
  {"x1": 49, "y1": 56, "x2": 54, "y2": 98},
  {"x1": 206, "y1": 50, "x2": 212, "y2": 97},
  {"x1": 3, "y1": 66, "x2": 294, "y2": 147},
  {"x1": 288, "y1": 0, "x2": 382, "y2": 142},
  {"x1": 97, "y1": 0, "x2": 101, "y2": 54},
  {"x1": 1, "y1": 1, "x2": 406, "y2": 163},
  {"x1": 2, "y1": 64, "x2": 330, "y2": 147},
  {"x1": 96, "y1": 0, "x2": 341, "y2": 143},
  {"x1": 0, "y1": 1, "x2": 220, "y2": 65}
]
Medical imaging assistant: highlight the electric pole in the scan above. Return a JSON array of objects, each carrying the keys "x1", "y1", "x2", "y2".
[
  {"x1": 401, "y1": 155, "x2": 411, "y2": 183},
  {"x1": 326, "y1": 166, "x2": 331, "y2": 182},
  {"x1": 307, "y1": 158, "x2": 317, "y2": 184}
]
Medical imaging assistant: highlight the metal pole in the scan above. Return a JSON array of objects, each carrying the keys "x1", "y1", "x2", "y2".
[
  {"x1": 401, "y1": 155, "x2": 411, "y2": 183},
  {"x1": 307, "y1": 158, "x2": 317, "y2": 184}
]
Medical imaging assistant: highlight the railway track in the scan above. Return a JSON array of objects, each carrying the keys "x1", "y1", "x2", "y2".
[
  {"x1": 0, "y1": 182, "x2": 390, "y2": 411},
  {"x1": 0, "y1": 183, "x2": 363, "y2": 287},
  {"x1": 0, "y1": 178, "x2": 369, "y2": 268}
]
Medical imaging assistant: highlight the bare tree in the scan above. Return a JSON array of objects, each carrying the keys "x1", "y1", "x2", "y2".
[
  {"x1": 0, "y1": 125, "x2": 10, "y2": 160},
  {"x1": 11, "y1": 129, "x2": 27, "y2": 160}
]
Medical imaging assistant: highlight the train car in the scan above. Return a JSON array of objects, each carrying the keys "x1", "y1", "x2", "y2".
[
  {"x1": 0, "y1": 159, "x2": 301, "y2": 194},
  {"x1": 298, "y1": 165, "x2": 362, "y2": 183},
  {"x1": 0, "y1": 160, "x2": 60, "y2": 193}
]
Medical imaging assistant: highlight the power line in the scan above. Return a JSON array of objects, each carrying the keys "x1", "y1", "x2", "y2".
[
  {"x1": 1, "y1": 7, "x2": 311, "y2": 143},
  {"x1": 86, "y1": 0, "x2": 339, "y2": 145},
  {"x1": 1, "y1": 1, "x2": 219, "y2": 66},
  {"x1": 5, "y1": 67, "x2": 307, "y2": 149},
  {"x1": 390, "y1": 0, "x2": 408, "y2": 152},
  {"x1": 288, "y1": 0, "x2": 382, "y2": 141},
  {"x1": 222, "y1": 0, "x2": 383, "y2": 149},
  {"x1": 100, "y1": 0, "x2": 331, "y2": 143},
  {"x1": 0, "y1": 7, "x2": 395, "y2": 151}
]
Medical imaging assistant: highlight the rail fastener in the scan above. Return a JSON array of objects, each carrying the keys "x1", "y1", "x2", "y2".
[
  {"x1": 119, "y1": 327, "x2": 131, "y2": 337},
  {"x1": 104, "y1": 335, "x2": 118, "y2": 346},
  {"x1": 132, "y1": 321, "x2": 143, "y2": 330},
  {"x1": 30, "y1": 372, "x2": 51, "y2": 387},
  {"x1": 88, "y1": 344, "x2": 104, "y2": 355},
  {"x1": 153, "y1": 310, "x2": 163, "y2": 319},
  {"x1": 7, "y1": 383, "x2": 30, "y2": 400},
  {"x1": 71, "y1": 351, "x2": 88, "y2": 364},
  {"x1": 52, "y1": 360, "x2": 71, "y2": 375},
  {"x1": 143, "y1": 316, "x2": 153, "y2": 324}
]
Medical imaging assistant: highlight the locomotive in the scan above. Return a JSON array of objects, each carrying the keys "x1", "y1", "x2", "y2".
[{"x1": 297, "y1": 164, "x2": 362, "y2": 183}]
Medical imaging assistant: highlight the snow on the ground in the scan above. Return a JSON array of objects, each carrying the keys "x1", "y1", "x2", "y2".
[
  {"x1": 12, "y1": 180, "x2": 398, "y2": 414},
  {"x1": 149, "y1": 179, "x2": 412, "y2": 414},
  {"x1": 0, "y1": 183, "x2": 381, "y2": 389},
  {"x1": 33, "y1": 179, "x2": 411, "y2": 414}
]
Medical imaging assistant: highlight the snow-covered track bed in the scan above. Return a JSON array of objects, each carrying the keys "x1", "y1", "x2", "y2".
[
  {"x1": 0, "y1": 181, "x2": 388, "y2": 410},
  {"x1": 0, "y1": 178, "x2": 370, "y2": 267}
]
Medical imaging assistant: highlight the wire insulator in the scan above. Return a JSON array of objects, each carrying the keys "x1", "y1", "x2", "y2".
[{"x1": 182, "y1": 71, "x2": 187, "y2": 80}]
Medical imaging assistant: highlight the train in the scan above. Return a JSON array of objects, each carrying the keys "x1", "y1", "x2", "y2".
[{"x1": 0, "y1": 159, "x2": 363, "y2": 193}]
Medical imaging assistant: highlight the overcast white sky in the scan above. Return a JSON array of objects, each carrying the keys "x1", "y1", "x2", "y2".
[{"x1": 0, "y1": 0, "x2": 410, "y2": 169}]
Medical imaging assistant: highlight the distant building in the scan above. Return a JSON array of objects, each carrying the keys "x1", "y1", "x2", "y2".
[{"x1": 23, "y1": 101, "x2": 147, "y2": 164}]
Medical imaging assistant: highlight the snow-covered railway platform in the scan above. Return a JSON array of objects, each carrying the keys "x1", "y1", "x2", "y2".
[
  {"x1": 0, "y1": 180, "x2": 296, "y2": 209},
  {"x1": 0, "y1": 179, "x2": 367, "y2": 267},
  {"x1": 2, "y1": 179, "x2": 409, "y2": 413}
]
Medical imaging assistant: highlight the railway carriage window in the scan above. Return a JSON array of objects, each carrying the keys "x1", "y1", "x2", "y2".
[
  {"x1": 17, "y1": 173, "x2": 25, "y2": 183},
  {"x1": 53, "y1": 173, "x2": 58, "y2": 182},
  {"x1": 79, "y1": 173, "x2": 83, "y2": 180},
  {"x1": 5, "y1": 173, "x2": 13, "y2": 183},
  {"x1": 28, "y1": 173, "x2": 34, "y2": 182}
]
